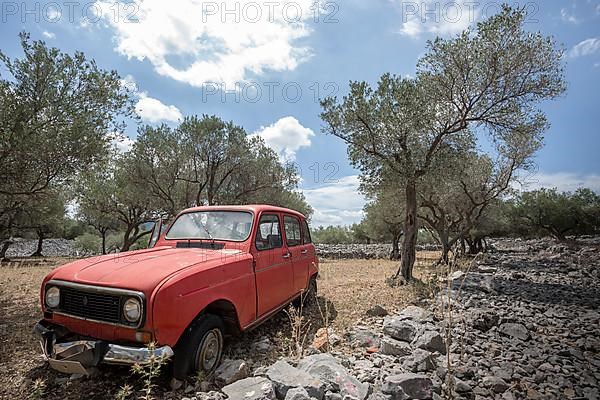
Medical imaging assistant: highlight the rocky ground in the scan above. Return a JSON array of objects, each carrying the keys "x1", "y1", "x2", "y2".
[
  {"x1": 2, "y1": 237, "x2": 598, "y2": 400},
  {"x1": 197, "y1": 237, "x2": 599, "y2": 400}
]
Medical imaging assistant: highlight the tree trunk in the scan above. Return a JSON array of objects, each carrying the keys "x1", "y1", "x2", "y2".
[
  {"x1": 31, "y1": 232, "x2": 44, "y2": 257},
  {"x1": 465, "y1": 238, "x2": 477, "y2": 254},
  {"x1": 397, "y1": 180, "x2": 417, "y2": 281},
  {"x1": 390, "y1": 232, "x2": 402, "y2": 261},
  {"x1": 460, "y1": 237, "x2": 466, "y2": 255},
  {"x1": 101, "y1": 230, "x2": 107, "y2": 255},
  {"x1": 438, "y1": 231, "x2": 450, "y2": 264},
  {"x1": 441, "y1": 242, "x2": 450, "y2": 264},
  {"x1": 121, "y1": 225, "x2": 134, "y2": 252}
]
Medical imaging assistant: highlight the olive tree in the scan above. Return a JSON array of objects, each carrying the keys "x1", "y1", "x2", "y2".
[
  {"x1": 0, "y1": 33, "x2": 133, "y2": 250},
  {"x1": 77, "y1": 166, "x2": 121, "y2": 254},
  {"x1": 129, "y1": 116, "x2": 311, "y2": 217},
  {"x1": 321, "y1": 7, "x2": 566, "y2": 281},
  {"x1": 512, "y1": 188, "x2": 600, "y2": 241},
  {"x1": 362, "y1": 189, "x2": 405, "y2": 259},
  {"x1": 15, "y1": 191, "x2": 66, "y2": 257}
]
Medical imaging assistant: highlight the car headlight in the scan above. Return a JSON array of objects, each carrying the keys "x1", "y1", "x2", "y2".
[
  {"x1": 45, "y1": 286, "x2": 60, "y2": 308},
  {"x1": 123, "y1": 298, "x2": 141, "y2": 323}
]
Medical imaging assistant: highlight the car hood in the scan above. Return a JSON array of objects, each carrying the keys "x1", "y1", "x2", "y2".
[{"x1": 49, "y1": 246, "x2": 248, "y2": 293}]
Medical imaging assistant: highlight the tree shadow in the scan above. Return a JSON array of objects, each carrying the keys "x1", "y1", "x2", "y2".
[{"x1": 493, "y1": 277, "x2": 600, "y2": 309}]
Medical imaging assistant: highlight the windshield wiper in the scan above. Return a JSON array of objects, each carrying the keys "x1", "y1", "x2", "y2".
[{"x1": 199, "y1": 221, "x2": 215, "y2": 243}]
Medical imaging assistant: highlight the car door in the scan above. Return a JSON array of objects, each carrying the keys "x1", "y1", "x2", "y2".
[
  {"x1": 253, "y1": 212, "x2": 294, "y2": 317},
  {"x1": 283, "y1": 215, "x2": 310, "y2": 294}
]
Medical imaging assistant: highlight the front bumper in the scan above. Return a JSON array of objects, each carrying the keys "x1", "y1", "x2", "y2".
[{"x1": 33, "y1": 320, "x2": 173, "y2": 375}]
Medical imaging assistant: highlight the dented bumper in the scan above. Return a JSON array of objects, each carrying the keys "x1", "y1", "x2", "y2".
[{"x1": 33, "y1": 320, "x2": 173, "y2": 375}]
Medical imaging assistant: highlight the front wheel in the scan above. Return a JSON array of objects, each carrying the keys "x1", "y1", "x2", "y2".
[{"x1": 173, "y1": 314, "x2": 225, "y2": 379}]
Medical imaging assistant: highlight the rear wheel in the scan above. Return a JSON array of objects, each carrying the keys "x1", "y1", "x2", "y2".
[
  {"x1": 173, "y1": 314, "x2": 224, "y2": 379},
  {"x1": 301, "y1": 277, "x2": 317, "y2": 306}
]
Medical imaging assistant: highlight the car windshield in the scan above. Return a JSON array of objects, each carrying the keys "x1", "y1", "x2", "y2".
[{"x1": 166, "y1": 211, "x2": 253, "y2": 242}]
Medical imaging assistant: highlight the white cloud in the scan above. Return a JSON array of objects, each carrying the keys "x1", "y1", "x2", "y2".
[
  {"x1": 95, "y1": 0, "x2": 314, "y2": 87},
  {"x1": 135, "y1": 93, "x2": 183, "y2": 123},
  {"x1": 516, "y1": 172, "x2": 600, "y2": 193},
  {"x1": 110, "y1": 132, "x2": 136, "y2": 153},
  {"x1": 251, "y1": 117, "x2": 314, "y2": 161},
  {"x1": 570, "y1": 38, "x2": 600, "y2": 58},
  {"x1": 42, "y1": 31, "x2": 55, "y2": 39},
  {"x1": 120, "y1": 74, "x2": 182, "y2": 123},
  {"x1": 397, "y1": 0, "x2": 479, "y2": 38},
  {"x1": 303, "y1": 175, "x2": 366, "y2": 227},
  {"x1": 560, "y1": 8, "x2": 579, "y2": 24},
  {"x1": 120, "y1": 74, "x2": 138, "y2": 92}
]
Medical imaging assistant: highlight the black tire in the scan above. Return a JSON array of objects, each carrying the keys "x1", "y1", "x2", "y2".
[
  {"x1": 301, "y1": 276, "x2": 317, "y2": 306},
  {"x1": 173, "y1": 314, "x2": 225, "y2": 380}
]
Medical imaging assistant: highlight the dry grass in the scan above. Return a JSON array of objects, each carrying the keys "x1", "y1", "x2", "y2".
[
  {"x1": 317, "y1": 251, "x2": 440, "y2": 330},
  {"x1": 0, "y1": 252, "x2": 439, "y2": 399}
]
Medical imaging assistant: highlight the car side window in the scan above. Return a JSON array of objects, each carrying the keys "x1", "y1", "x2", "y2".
[
  {"x1": 255, "y1": 214, "x2": 282, "y2": 251},
  {"x1": 284, "y1": 216, "x2": 302, "y2": 247},
  {"x1": 302, "y1": 220, "x2": 312, "y2": 244}
]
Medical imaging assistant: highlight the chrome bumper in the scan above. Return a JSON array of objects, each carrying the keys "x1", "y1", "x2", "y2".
[{"x1": 33, "y1": 321, "x2": 173, "y2": 375}]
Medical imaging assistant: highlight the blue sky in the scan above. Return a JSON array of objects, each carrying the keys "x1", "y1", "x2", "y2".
[{"x1": 1, "y1": 0, "x2": 599, "y2": 226}]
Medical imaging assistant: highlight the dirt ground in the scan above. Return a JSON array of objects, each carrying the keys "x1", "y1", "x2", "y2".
[{"x1": 0, "y1": 253, "x2": 438, "y2": 400}]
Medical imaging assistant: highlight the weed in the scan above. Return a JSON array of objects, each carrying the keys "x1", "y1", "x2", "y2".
[
  {"x1": 284, "y1": 303, "x2": 311, "y2": 359},
  {"x1": 131, "y1": 342, "x2": 167, "y2": 400},
  {"x1": 115, "y1": 383, "x2": 133, "y2": 400},
  {"x1": 29, "y1": 378, "x2": 46, "y2": 399}
]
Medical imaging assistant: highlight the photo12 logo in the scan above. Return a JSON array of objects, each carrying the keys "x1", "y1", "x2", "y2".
[
  {"x1": 201, "y1": 1, "x2": 339, "y2": 24},
  {"x1": 399, "y1": 1, "x2": 539, "y2": 25},
  {"x1": 1, "y1": 1, "x2": 139, "y2": 23},
  {"x1": 202, "y1": 81, "x2": 339, "y2": 104}
]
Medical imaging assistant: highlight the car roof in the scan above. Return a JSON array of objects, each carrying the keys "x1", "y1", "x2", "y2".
[{"x1": 178, "y1": 204, "x2": 307, "y2": 220}]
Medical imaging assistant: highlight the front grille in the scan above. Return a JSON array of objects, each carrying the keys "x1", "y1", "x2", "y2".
[{"x1": 59, "y1": 287, "x2": 122, "y2": 324}]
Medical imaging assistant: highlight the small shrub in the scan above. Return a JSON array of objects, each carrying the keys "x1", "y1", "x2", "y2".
[
  {"x1": 29, "y1": 378, "x2": 46, "y2": 399},
  {"x1": 74, "y1": 233, "x2": 101, "y2": 254}
]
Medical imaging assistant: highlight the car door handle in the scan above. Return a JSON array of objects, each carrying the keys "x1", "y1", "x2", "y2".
[
  {"x1": 282, "y1": 252, "x2": 291, "y2": 259},
  {"x1": 300, "y1": 249, "x2": 308, "y2": 254}
]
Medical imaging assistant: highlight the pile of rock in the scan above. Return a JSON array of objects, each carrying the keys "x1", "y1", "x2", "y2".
[
  {"x1": 315, "y1": 244, "x2": 440, "y2": 260},
  {"x1": 4, "y1": 238, "x2": 85, "y2": 258}
]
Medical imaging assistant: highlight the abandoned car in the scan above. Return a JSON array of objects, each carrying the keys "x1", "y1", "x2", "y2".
[{"x1": 33, "y1": 205, "x2": 318, "y2": 378}]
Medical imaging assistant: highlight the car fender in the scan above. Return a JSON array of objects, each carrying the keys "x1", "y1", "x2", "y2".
[{"x1": 151, "y1": 255, "x2": 256, "y2": 346}]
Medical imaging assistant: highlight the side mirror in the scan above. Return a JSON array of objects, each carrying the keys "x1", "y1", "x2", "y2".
[{"x1": 147, "y1": 219, "x2": 163, "y2": 249}]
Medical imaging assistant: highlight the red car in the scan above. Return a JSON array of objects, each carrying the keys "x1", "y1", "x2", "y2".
[{"x1": 34, "y1": 205, "x2": 318, "y2": 379}]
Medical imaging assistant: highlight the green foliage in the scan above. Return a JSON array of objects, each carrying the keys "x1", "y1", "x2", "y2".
[
  {"x1": 312, "y1": 226, "x2": 355, "y2": 244},
  {"x1": 512, "y1": 188, "x2": 600, "y2": 241},
  {"x1": 0, "y1": 32, "x2": 133, "y2": 243},
  {"x1": 125, "y1": 116, "x2": 311, "y2": 216},
  {"x1": 362, "y1": 187, "x2": 404, "y2": 244},
  {"x1": 63, "y1": 218, "x2": 89, "y2": 240},
  {"x1": 75, "y1": 233, "x2": 101, "y2": 254}
]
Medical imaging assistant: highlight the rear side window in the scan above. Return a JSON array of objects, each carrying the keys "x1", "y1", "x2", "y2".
[
  {"x1": 302, "y1": 220, "x2": 312, "y2": 244},
  {"x1": 284, "y1": 216, "x2": 302, "y2": 247},
  {"x1": 255, "y1": 214, "x2": 282, "y2": 250}
]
